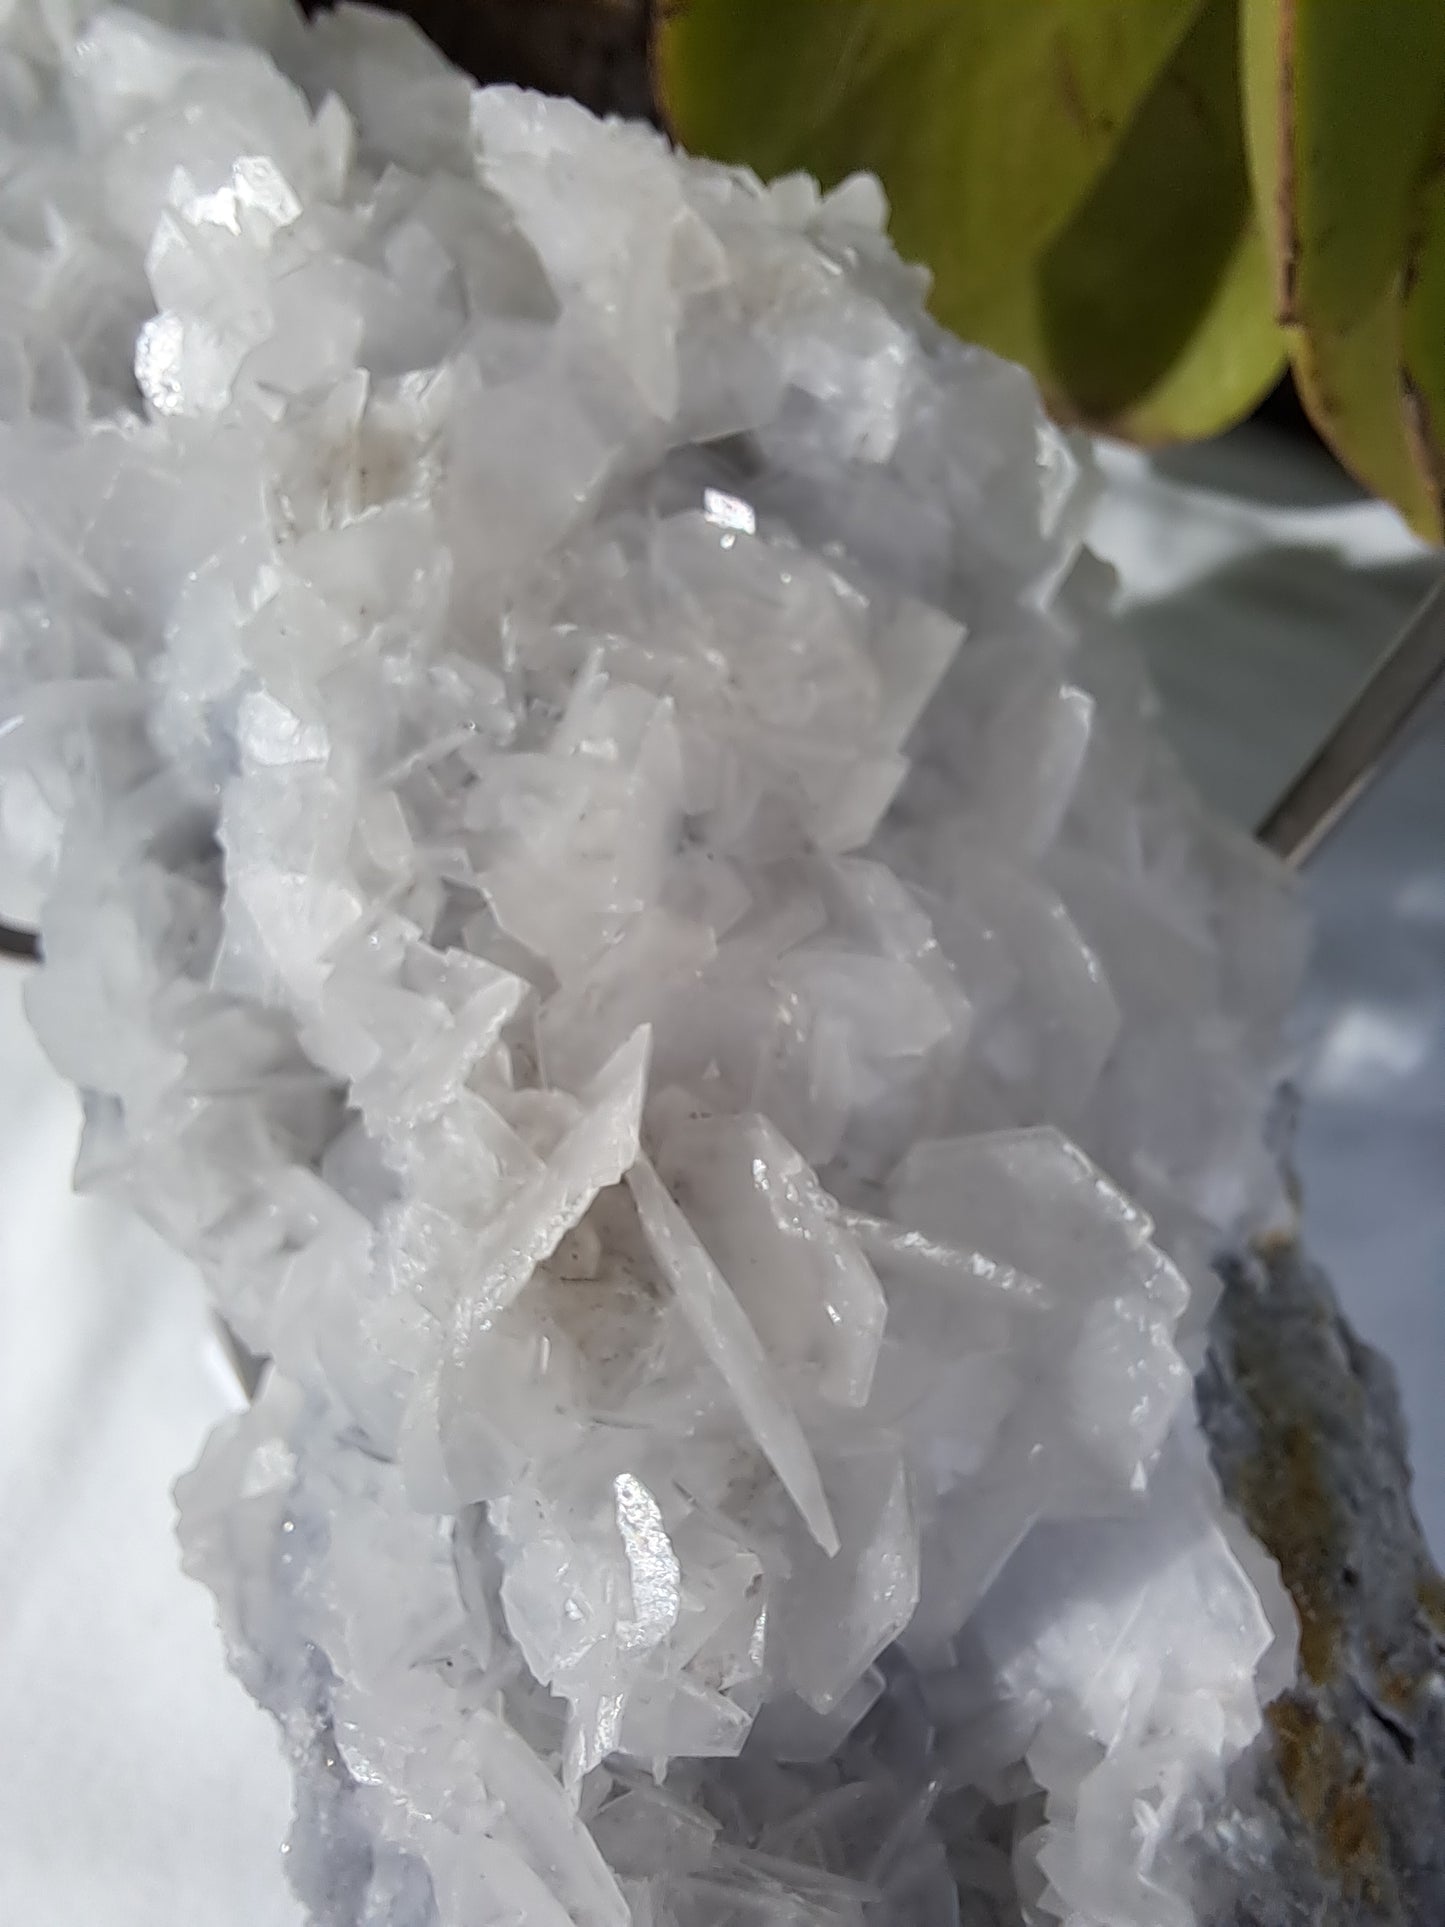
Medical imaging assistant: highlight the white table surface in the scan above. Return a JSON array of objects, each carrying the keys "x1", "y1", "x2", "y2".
[
  {"x1": 0, "y1": 963, "x2": 301, "y2": 1925},
  {"x1": 1, "y1": 425, "x2": 1441, "y2": 1924}
]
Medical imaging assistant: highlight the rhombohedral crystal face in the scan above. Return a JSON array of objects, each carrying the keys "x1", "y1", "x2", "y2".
[{"x1": 0, "y1": 5, "x2": 1306, "y2": 1924}]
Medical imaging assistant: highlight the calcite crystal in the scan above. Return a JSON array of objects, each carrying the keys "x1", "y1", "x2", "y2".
[{"x1": 0, "y1": 5, "x2": 1312, "y2": 1923}]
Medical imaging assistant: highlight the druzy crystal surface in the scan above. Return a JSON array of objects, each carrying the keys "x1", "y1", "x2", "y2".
[{"x1": 0, "y1": 6, "x2": 1309, "y2": 1924}]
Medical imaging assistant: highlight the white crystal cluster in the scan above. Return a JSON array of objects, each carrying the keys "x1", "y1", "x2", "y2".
[{"x1": 0, "y1": 5, "x2": 1307, "y2": 1924}]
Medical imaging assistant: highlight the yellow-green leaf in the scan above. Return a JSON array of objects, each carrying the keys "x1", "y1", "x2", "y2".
[
  {"x1": 1243, "y1": 0, "x2": 1445, "y2": 332},
  {"x1": 1242, "y1": 0, "x2": 1445, "y2": 537},
  {"x1": 1108, "y1": 228, "x2": 1282, "y2": 443},
  {"x1": 1401, "y1": 159, "x2": 1445, "y2": 520},
  {"x1": 1291, "y1": 274, "x2": 1439, "y2": 536},
  {"x1": 656, "y1": 0, "x2": 1207, "y2": 329},
  {"x1": 972, "y1": 0, "x2": 1283, "y2": 439}
]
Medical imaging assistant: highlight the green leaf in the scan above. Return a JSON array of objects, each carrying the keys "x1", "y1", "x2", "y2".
[
  {"x1": 1401, "y1": 161, "x2": 1445, "y2": 516},
  {"x1": 656, "y1": 0, "x2": 1279, "y2": 441},
  {"x1": 1244, "y1": 0, "x2": 1445, "y2": 332},
  {"x1": 1242, "y1": 0, "x2": 1445, "y2": 538},
  {"x1": 1103, "y1": 228, "x2": 1282, "y2": 443},
  {"x1": 656, "y1": 0, "x2": 1206, "y2": 326},
  {"x1": 971, "y1": 0, "x2": 1283, "y2": 438},
  {"x1": 1289, "y1": 275, "x2": 1438, "y2": 537}
]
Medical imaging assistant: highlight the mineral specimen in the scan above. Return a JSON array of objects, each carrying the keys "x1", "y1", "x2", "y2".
[{"x1": 0, "y1": 4, "x2": 1314, "y2": 1924}]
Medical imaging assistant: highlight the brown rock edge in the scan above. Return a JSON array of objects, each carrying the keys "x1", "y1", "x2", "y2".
[{"x1": 1196, "y1": 1243, "x2": 1445, "y2": 1924}]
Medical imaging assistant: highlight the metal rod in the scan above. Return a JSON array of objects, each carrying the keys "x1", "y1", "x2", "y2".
[{"x1": 1257, "y1": 572, "x2": 1445, "y2": 868}]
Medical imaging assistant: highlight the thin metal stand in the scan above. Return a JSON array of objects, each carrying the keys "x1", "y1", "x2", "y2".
[{"x1": 1256, "y1": 574, "x2": 1445, "y2": 868}]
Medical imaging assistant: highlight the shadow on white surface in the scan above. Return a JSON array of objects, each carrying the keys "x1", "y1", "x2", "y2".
[{"x1": 0, "y1": 965, "x2": 301, "y2": 1926}]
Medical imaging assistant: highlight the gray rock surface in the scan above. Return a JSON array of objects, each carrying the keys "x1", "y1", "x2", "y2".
[{"x1": 1198, "y1": 1244, "x2": 1445, "y2": 1924}]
